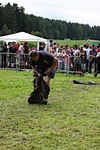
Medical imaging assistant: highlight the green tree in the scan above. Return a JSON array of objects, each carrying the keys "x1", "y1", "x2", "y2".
[
  {"x1": 0, "y1": 3, "x2": 4, "y2": 31},
  {"x1": 34, "y1": 31, "x2": 42, "y2": 37},
  {"x1": 13, "y1": 3, "x2": 28, "y2": 32},
  {"x1": 0, "y1": 24, "x2": 11, "y2": 35},
  {"x1": 3, "y1": 3, "x2": 17, "y2": 32},
  {"x1": 39, "y1": 18, "x2": 47, "y2": 38},
  {"x1": 0, "y1": 2, "x2": 100, "y2": 40}
]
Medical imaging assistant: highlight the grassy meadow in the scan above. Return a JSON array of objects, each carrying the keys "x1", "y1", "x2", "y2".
[
  {"x1": 24, "y1": 39, "x2": 100, "y2": 49},
  {"x1": 53, "y1": 39, "x2": 100, "y2": 47},
  {"x1": 0, "y1": 70, "x2": 100, "y2": 150}
]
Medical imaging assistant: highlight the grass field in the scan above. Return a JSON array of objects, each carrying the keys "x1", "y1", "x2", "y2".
[
  {"x1": 24, "y1": 39, "x2": 100, "y2": 49},
  {"x1": 53, "y1": 39, "x2": 100, "y2": 47},
  {"x1": 0, "y1": 70, "x2": 100, "y2": 150}
]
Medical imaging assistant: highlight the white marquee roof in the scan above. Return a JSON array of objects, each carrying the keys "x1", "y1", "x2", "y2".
[{"x1": 0, "y1": 31, "x2": 47, "y2": 42}]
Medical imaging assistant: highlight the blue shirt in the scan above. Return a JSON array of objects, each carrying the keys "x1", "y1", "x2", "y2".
[{"x1": 30, "y1": 50, "x2": 54, "y2": 73}]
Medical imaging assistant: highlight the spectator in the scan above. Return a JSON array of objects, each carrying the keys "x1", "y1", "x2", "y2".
[
  {"x1": 1, "y1": 42, "x2": 8, "y2": 68},
  {"x1": 39, "y1": 42, "x2": 46, "y2": 51},
  {"x1": 88, "y1": 45, "x2": 97, "y2": 73},
  {"x1": 8, "y1": 42, "x2": 17, "y2": 68},
  {"x1": 84, "y1": 44, "x2": 91, "y2": 72},
  {"x1": 17, "y1": 42, "x2": 24, "y2": 68},
  {"x1": 94, "y1": 52, "x2": 100, "y2": 77},
  {"x1": 57, "y1": 47, "x2": 64, "y2": 71},
  {"x1": 79, "y1": 45, "x2": 87, "y2": 75},
  {"x1": 23, "y1": 41, "x2": 29, "y2": 68},
  {"x1": 73, "y1": 51, "x2": 81, "y2": 72}
]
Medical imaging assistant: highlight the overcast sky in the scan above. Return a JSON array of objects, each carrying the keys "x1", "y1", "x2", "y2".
[{"x1": 2, "y1": 0, "x2": 100, "y2": 27}]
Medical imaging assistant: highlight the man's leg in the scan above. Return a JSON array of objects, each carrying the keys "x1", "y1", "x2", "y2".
[
  {"x1": 42, "y1": 75, "x2": 51, "y2": 104},
  {"x1": 45, "y1": 75, "x2": 51, "y2": 86}
]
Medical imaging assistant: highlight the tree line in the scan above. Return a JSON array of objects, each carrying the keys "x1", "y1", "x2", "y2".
[{"x1": 0, "y1": 2, "x2": 100, "y2": 40}]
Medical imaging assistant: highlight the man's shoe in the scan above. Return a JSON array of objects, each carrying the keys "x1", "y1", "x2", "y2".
[
  {"x1": 94, "y1": 73, "x2": 97, "y2": 77},
  {"x1": 42, "y1": 98, "x2": 48, "y2": 105}
]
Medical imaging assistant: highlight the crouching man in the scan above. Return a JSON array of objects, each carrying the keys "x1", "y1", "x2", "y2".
[{"x1": 29, "y1": 50, "x2": 58, "y2": 104}]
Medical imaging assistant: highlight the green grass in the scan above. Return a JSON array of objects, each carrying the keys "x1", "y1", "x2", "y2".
[
  {"x1": 0, "y1": 70, "x2": 100, "y2": 150},
  {"x1": 53, "y1": 39, "x2": 100, "y2": 47}
]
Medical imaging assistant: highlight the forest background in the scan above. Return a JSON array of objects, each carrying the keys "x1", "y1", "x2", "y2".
[{"x1": 0, "y1": 2, "x2": 100, "y2": 41}]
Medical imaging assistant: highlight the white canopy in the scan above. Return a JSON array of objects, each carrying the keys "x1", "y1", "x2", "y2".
[{"x1": 0, "y1": 31, "x2": 47, "y2": 43}]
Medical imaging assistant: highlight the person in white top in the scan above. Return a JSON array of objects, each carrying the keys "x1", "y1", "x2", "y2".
[
  {"x1": 83, "y1": 44, "x2": 91, "y2": 72},
  {"x1": 17, "y1": 43, "x2": 24, "y2": 68}
]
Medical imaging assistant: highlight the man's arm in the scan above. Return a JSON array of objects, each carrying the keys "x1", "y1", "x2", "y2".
[{"x1": 45, "y1": 57, "x2": 58, "y2": 74}]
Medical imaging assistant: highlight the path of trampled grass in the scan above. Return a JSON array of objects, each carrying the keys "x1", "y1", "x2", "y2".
[{"x1": 0, "y1": 70, "x2": 100, "y2": 150}]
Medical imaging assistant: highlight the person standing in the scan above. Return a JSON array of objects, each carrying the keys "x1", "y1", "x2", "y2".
[
  {"x1": 23, "y1": 41, "x2": 29, "y2": 68},
  {"x1": 1, "y1": 42, "x2": 8, "y2": 68},
  {"x1": 8, "y1": 42, "x2": 16, "y2": 68},
  {"x1": 88, "y1": 45, "x2": 97, "y2": 73}
]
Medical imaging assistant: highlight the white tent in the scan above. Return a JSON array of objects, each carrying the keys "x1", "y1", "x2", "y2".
[{"x1": 0, "y1": 31, "x2": 47, "y2": 43}]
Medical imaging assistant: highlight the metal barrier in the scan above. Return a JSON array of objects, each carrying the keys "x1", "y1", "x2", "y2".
[
  {"x1": 57, "y1": 55, "x2": 96, "y2": 75},
  {"x1": 0, "y1": 52, "x2": 31, "y2": 70}
]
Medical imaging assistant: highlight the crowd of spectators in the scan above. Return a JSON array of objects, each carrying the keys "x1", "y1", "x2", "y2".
[
  {"x1": 0, "y1": 41, "x2": 30, "y2": 69},
  {"x1": 45, "y1": 40, "x2": 100, "y2": 76},
  {"x1": 0, "y1": 40, "x2": 100, "y2": 76}
]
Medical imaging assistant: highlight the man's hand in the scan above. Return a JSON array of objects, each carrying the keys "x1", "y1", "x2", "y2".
[
  {"x1": 37, "y1": 73, "x2": 42, "y2": 77},
  {"x1": 44, "y1": 68, "x2": 52, "y2": 75}
]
